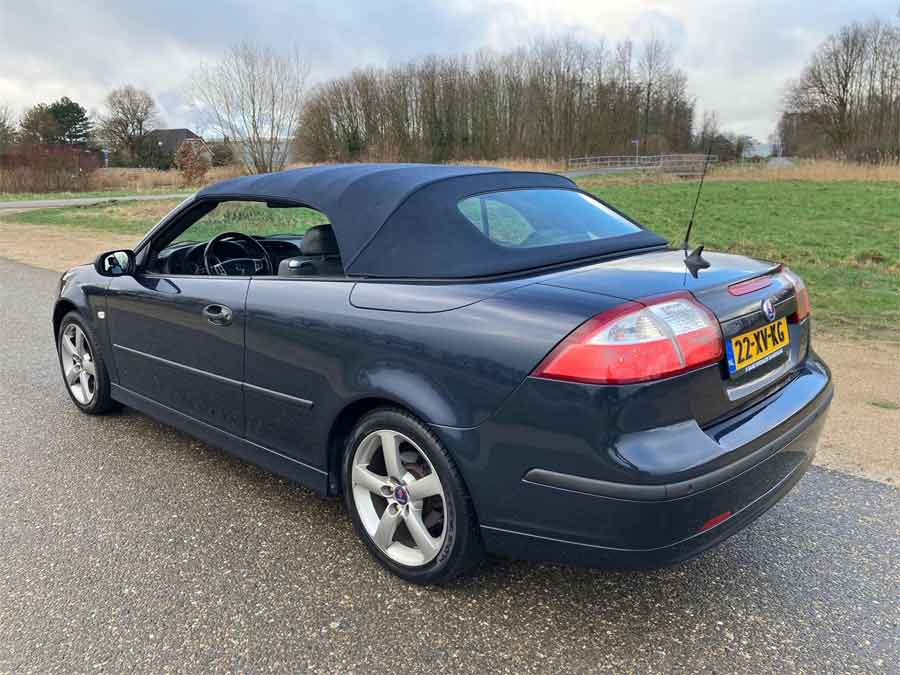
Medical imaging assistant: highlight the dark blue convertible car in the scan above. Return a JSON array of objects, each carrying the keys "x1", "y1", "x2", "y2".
[{"x1": 54, "y1": 164, "x2": 832, "y2": 584}]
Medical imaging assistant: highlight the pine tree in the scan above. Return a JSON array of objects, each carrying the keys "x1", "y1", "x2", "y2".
[
  {"x1": 48, "y1": 97, "x2": 93, "y2": 144},
  {"x1": 19, "y1": 103, "x2": 60, "y2": 143}
]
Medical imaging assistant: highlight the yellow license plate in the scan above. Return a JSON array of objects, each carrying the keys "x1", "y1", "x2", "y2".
[{"x1": 726, "y1": 317, "x2": 790, "y2": 375}]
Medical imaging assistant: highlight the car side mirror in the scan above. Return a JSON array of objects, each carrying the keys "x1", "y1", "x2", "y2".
[{"x1": 95, "y1": 249, "x2": 135, "y2": 277}]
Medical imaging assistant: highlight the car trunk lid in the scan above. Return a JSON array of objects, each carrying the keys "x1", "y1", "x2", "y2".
[
  {"x1": 539, "y1": 249, "x2": 782, "y2": 319},
  {"x1": 538, "y1": 248, "x2": 804, "y2": 419}
]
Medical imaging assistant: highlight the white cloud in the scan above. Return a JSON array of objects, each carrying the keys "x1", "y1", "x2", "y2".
[{"x1": 0, "y1": 0, "x2": 897, "y2": 140}]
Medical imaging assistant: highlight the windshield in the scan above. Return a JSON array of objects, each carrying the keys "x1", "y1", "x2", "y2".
[{"x1": 457, "y1": 189, "x2": 641, "y2": 249}]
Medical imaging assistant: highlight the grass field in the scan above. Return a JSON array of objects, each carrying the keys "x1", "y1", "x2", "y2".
[
  {"x1": 6, "y1": 180, "x2": 898, "y2": 335},
  {"x1": 7, "y1": 199, "x2": 326, "y2": 242},
  {"x1": 584, "y1": 181, "x2": 899, "y2": 335},
  {"x1": 0, "y1": 188, "x2": 192, "y2": 202}
]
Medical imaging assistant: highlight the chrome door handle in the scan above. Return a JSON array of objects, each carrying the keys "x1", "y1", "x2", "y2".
[{"x1": 203, "y1": 304, "x2": 233, "y2": 326}]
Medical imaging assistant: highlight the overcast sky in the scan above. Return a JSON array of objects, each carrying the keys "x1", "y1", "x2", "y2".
[{"x1": 1, "y1": 0, "x2": 897, "y2": 141}]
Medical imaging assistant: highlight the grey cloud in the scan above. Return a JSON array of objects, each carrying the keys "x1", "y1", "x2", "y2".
[{"x1": 1, "y1": 0, "x2": 898, "y2": 139}]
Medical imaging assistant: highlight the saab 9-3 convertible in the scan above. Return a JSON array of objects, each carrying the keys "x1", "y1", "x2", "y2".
[{"x1": 54, "y1": 164, "x2": 832, "y2": 584}]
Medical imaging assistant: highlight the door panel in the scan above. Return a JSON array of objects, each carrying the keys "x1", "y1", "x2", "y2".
[
  {"x1": 107, "y1": 274, "x2": 249, "y2": 435},
  {"x1": 244, "y1": 280, "x2": 353, "y2": 467}
]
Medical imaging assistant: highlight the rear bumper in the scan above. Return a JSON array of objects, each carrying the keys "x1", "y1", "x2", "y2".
[
  {"x1": 432, "y1": 352, "x2": 832, "y2": 568},
  {"x1": 483, "y1": 390, "x2": 828, "y2": 568}
]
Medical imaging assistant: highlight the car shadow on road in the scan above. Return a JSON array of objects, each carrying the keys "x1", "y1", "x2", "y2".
[{"x1": 89, "y1": 403, "x2": 847, "y2": 613}]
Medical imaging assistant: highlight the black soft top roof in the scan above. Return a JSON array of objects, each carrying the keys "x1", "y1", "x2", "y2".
[{"x1": 198, "y1": 163, "x2": 666, "y2": 278}]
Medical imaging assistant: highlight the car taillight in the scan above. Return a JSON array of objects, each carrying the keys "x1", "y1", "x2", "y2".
[
  {"x1": 782, "y1": 267, "x2": 811, "y2": 322},
  {"x1": 533, "y1": 292, "x2": 724, "y2": 385}
]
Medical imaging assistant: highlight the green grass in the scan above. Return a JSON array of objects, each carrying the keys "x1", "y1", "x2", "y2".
[
  {"x1": 5, "y1": 180, "x2": 899, "y2": 336},
  {"x1": 6, "y1": 199, "x2": 326, "y2": 242},
  {"x1": 6, "y1": 199, "x2": 188, "y2": 234},
  {"x1": 0, "y1": 188, "x2": 192, "y2": 202},
  {"x1": 869, "y1": 399, "x2": 900, "y2": 410},
  {"x1": 170, "y1": 203, "x2": 327, "y2": 243},
  {"x1": 585, "y1": 181, "x2": 900, "y2": 336}
]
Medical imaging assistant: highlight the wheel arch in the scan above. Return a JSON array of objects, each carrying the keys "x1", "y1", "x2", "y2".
[
  {"x1": 326, "y1": 396, "x2": 405, "y2": 496},
  {"x1": 53, "y1": 299, "x2": 79, "y2": 338}
]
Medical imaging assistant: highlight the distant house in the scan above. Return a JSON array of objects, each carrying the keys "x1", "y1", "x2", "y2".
[
  {"x1": 140, "y1": 129, "x2": 212, "y2": 169},
  {"x1": 146, "y1": 129, "x2": 202, "y2": 157}
]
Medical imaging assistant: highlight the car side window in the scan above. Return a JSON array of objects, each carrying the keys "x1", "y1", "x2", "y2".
[
  {"x1": 145, "y1": 200, "x2": 343, "y2": 278},
  {"x1": 170, "y1": 201, "x2": 322, "y2": 244}
]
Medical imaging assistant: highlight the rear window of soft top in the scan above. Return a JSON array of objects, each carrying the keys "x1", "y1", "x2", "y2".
[{"x1": 457, "y1": 188, "x2": 641, "y2": 249}]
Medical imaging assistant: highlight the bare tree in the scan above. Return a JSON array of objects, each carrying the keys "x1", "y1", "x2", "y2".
[
  {"x1": 98, "y1": 85, "x2": 159, "y2": 162},
  {"x1": 698, "y1": 110, "x2": 721, "y2": 147},
  {"x1": 191, "y1": 43, "x2": 309, "y2": 174},
  {"x1": 638, "y1": 35, "x2": 672, "y2": 154},
  {"x1": 0, "y1": 105, "x2": 16, "y2": 150},
  {"x1": 780, "y1": 18, "x2": 900, "y2": 160},
  {"x1": 296, "y1": 37, "x2": 694, "y2": 163}
]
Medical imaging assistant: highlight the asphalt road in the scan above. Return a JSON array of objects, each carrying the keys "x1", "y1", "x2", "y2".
[
  {"x1": 0, "y1": 193, "x2": 188, "y2": 211},
  {"x1": 1, "y1": 256, "x2": 898, "y2": 675}
]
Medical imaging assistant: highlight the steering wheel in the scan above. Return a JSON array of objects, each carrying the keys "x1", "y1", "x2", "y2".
[{"x1": 203, "y1": 232, "x2": 273, "y2": 276}]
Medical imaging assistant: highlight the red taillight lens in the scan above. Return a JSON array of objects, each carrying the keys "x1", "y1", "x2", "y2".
[
  {"x1": 533, "y1": 293, "x2": 724, "y2": 385},
  {"x1": 782, "y1": 267, "x2": 811, "y2": 322}
]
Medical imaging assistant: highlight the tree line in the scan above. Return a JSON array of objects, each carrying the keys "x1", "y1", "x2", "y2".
[
  {"x1": 0, "y1": 85, "x2": 240, "y2": 172},
  {"x1": 3, "y1": 36, "x2": 748, "y2": 185},
  {"x1": 0, "y1": 97, "x2": 92, "y2": 149},
  {"x1": 0, "y1": 87, "x2": 162, "y2": 165},
  {"x1": 778, "y1": 16, "x2": 900, "y2": 160},
  {"x1": 9, "y1": 13, "x2": 900, "y2": 186},
  {"x1": 296, "y1": 37, "x2": 696, "y2": 163}
]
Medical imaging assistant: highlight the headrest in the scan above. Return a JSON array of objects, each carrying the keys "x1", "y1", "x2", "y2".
[{"x1": 301, "y1": 224, "x2": 339, "y2": 256}]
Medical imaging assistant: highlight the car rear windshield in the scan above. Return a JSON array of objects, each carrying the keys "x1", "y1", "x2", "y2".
[{"x1": 457, "y1": 188, "x2": 641, "y2": 249}]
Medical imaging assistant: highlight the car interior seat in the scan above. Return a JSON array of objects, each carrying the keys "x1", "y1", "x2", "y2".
[{"x1": 278, "y1": 224, "x2": 343, "y2": 276}]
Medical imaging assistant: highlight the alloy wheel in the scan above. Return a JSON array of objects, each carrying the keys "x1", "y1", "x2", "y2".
[
  {"x1": 60, "y1": 324, "x2": 96, "y2": 405},
  {"x1": 351, "y1": 429, "x2": 447, "y2": 567}
]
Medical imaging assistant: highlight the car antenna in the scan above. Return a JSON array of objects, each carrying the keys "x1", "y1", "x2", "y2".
[{"x1": 682, "y1": 145, "x2": 713, "y2": 278}]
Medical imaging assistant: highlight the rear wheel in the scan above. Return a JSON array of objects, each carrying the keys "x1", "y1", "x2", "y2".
[
  {"x1": 343, "y1": 408, "x2": 483, "y2": 584},
  {"x1": 57, "y1": 311, "x2": 117, "y2": 414}
]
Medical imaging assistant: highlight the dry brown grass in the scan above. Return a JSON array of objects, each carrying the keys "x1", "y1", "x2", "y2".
[
  {"x1": 81, "y1": 159, "x2": 565, "y2": 194},
  {"x1": 86, "y1": 162, "x2": 331, "y2": 192},
  {"x1": 464, "y1": 157, "x2": 900, "y2": 182},
  {"x1": 55, "y1": 158, "x2": 900, "y2": 195},
  {"x1": 87, "y1": 168, "x2": 181, "y2": 192},
  {"x1": 708, "y1": 159, "x2": 900, "y2": 183},
  {"x1": 453, "y1": 158, "x2": 566, "y2": 172},
  {"x1": 86, "y1": 164, "x2": 250, "y2": 192},
  {"x1": 476, "y1": 157, "x2": 900, "y2": 182},
  {"x1": 577, "y1": 159, "x2": 900, "y2": 189}
]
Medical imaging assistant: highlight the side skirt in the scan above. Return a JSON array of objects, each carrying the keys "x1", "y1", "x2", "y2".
[{"x1": 111, "y1": 383, "x2": 329, "y2": 494}]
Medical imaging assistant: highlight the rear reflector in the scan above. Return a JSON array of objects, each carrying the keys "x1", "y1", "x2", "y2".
[
  {"x1": 533, "y1": 292, "x2": 724, "y2": 385},
  {"x1": 699, "y1": 511, "x2": 733, "y2": 532}
]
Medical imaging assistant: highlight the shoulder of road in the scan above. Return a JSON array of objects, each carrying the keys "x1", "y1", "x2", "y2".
[{"x1": 0, "y1": 193, "x2": 190, "y2": 210}]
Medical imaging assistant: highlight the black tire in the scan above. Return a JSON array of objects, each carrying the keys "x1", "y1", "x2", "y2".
[
  {"x1": 57, "y1": 310, "x2": 118, "y2": 415},
  {"x1": 342, "y1": 407, "x2": 484, "y2": 584}
]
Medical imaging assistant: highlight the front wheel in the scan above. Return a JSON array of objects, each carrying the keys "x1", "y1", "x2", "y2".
[
  {"x1": 343, "y1": 408, "x2": 483, "y2": 584},
  {"x1": 57, "y1": 311, "x2": 117, "y2": 414}
]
